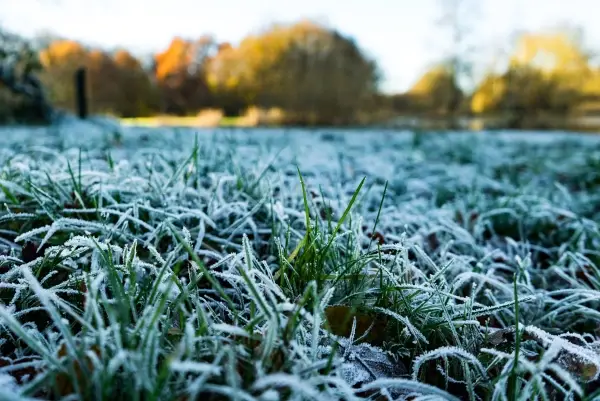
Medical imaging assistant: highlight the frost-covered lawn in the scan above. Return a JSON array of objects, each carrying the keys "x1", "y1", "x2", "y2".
[{"x1": 1, "y1": 124, "x2": 600, "y2": 400}]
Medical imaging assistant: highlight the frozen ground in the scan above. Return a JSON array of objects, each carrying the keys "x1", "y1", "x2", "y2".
[{"x1": 1, "y1": 121, "x2": 600, "y2": 400}]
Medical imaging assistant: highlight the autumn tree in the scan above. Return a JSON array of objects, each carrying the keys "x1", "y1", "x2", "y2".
[
  {"x1": 472, "y1": 69, "x2": 580, "y2": 118},
  {"x1": 39, "y1": 40, "x2": 158, "y2": 117},
  {"x1": 578, "y1": 69, "x2": 600, "y2": 115},
  {"x1": 38, "y1": 39, "x2": 88, "y2": 112},
  {"x1": 153, "y1": 36, "x2": 215, "y2": 115},
  {"x1": 86, "y1": 49, "x2": 122, "y2": 114},
  {"x1": 207, "y1": 20, "x2": 380, "y2": 125},
  {"x1": 471, "y1": 28, "x2": 591, "y2": 125},
  {"x1": 205, "y1": 42, "x2": 248, "y2": 115},
  {"x1": 408, "y1": 64, "x2": 464, "y2": 115},
  {"x1": 470, "y1": 73, "x2": 504, "y2": 114},
  {"x1": 508, "y1": 29, "x2": 590, "y2": 114},
  {"x1": 504, "y1": 68, "x2": 563, "y2": 119},
  {"x1": 112, "y1": 50, "x2": 159, "y2": 117}
]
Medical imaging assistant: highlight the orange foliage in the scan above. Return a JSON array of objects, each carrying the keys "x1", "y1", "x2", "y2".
[
  {"x1": 39, "y1": 40, "x2": 157, "y2": 117},
  {"x1": 153, "y1": 36, "x2": 215, "y2": 115}
]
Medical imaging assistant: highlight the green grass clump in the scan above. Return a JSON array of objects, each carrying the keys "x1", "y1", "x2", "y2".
[{"x1": 0, "y1": 127, "x2": 599, "y2": 400}]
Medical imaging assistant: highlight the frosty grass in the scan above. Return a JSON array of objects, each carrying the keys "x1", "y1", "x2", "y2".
[{"x1": 1, "y1": 121, "x2": 600, "y2": 400}]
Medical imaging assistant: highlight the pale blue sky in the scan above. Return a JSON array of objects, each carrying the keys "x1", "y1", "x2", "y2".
[{"x1": 1, "y1": 0, "x2": 598, "y2": 92}]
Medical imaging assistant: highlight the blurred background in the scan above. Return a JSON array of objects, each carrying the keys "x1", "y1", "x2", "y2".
[{"x1": 1, "y1": 0, "x2": 600, "y2": 131}]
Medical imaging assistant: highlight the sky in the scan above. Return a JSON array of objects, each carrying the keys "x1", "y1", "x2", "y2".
[{"x1": 1, "y1": 0, "x2": 599, "y2": 92}]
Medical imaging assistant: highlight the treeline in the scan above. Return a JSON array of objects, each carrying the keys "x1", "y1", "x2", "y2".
[
  {"x1": 1, "y1": 20, "x2": 380, "y2": 126},
  {"x1": 388, "y1": 31, "x2": 600, "y2": 129},
  {"x1": 2, "y1": 20, "x2": 600, "y2": 128}
]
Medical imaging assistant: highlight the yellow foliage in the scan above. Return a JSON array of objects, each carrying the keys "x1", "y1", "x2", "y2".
[
  {"x1": 472, "y1": 30, "x2": 592, "y2": 116},
  {"x1": 471, "y1": 74, "x2": 506, "y2": 114},
  {"x1": 581, "y1": 69, "x2": 600, "y2": 95},
  {"x1": 408, "y1": 65, "x2": 462, "y2": 115},
  {"x1": 510, "y1": 32, "x2": 589, "y2": 74},
  {"x1": 409, "y1": 65, "x2": 450, "y2": 95},
  {"x1": 206, "y1": 19, "x2": 379, "y2": 125}
]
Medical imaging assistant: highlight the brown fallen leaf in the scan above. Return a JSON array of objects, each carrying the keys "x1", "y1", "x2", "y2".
[
  {"x1": 426, "y1": 232, "x2": 440, "y2": 251},
  {"x1": 0, "y1": 356, "x2": 41, "y2": 384},
  {"x1": 324, "y1": 305, "x2": 390, "y2": 346},
  {"x1": 55, "y1": 343, "x2": 101, "y2": 397},
  {"x1": 557, "y1": 349, "x2": 599, "y2": 383},
  {"x1": 21, "y1": 241, "x2": 48, "y2": 264},
  {"x1": 367, "y1": 232, "x2": 385, "y2": 246}
]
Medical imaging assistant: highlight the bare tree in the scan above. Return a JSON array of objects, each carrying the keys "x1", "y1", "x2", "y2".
[{"x1": 436, "y1": 0, "x2": 480, "y2": 126}]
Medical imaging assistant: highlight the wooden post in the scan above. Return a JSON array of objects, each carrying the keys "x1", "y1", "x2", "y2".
[{"x1": 75, "y1": 67, "x2": 88, "y2": 119}]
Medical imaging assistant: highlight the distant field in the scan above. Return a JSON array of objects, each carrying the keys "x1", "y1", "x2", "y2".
[
  {"x1": 1, "y1": 125, "x2": 600, "y2": 400},
  {"x1": 120, "y1": 115, "x2": 243, "y2": 127},
  {"x1": 120, "y1": 114, "x2": 600, "y2": 132}
]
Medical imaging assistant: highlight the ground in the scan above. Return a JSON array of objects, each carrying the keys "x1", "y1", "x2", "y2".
[{"x1": 0, "y1": 123, "x2": 600, "y2": 400}]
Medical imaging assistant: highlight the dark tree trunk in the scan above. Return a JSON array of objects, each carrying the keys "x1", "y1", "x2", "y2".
[{"x1": 75, "y1": 67, "x2": 88, "y2": 119}]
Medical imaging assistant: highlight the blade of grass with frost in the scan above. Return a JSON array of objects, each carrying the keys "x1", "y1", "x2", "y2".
[
  {"x1": 17, "y1": 368, "x2": 61, "y2": 399},
  {"x1": 238, "y1": 235, "x2": 273, "y2": 320},
  {"x1": 366, "y1": 181, "x2": 387, "y2": 251},
  {"x1": 145, "y1": 329, "x2": 174, "y2": 401},
  {"x1": 66, "y1": 160, "x2": 86, "y2": 209},
  {"x1": 287, "y1": 167, "x2": 312, "y2": 262},
  {"x1": 21, "y1": 268, "x2": 78, "y2": 351},
  {"x1": 246, "y1": 146, "x2": 286, "y2": 195},
  {"x1": 48, "y1": 293, "x2": 95, "y2": 333},
  {"x1": 26, "y1": 182, "x2": 61, "y2": 217},
  {"x1": 317, "y1": 185, "x2": 334, "y2": 233},
  {"x1": 423, "y1": 277, "x2": 465, "y2": 349},
  {"x1": 92, "y1": 238, "x2": 132, "y2": 344},
  {"x1": 192, "y1": 133, "x2": 199, "y2": 176},
  {"x1": 0, "y1": 386, "x2": 41, "y2": 401},
  {"x1": 0, "y1": 181, "x2": 19, "y2": 204},
  {"x1": 82, "y1": 274, "x2": 106, "y2": 332},
  {"x1": 453, "y1": 297, "x2": 534, "y2": 320},
  {"x1": 373, "y1": 306, "x2": 428, "y2": 345},
  {"x1": 167, "y1": 221, "x2": 236, "y2": 312},
  {"x1": 168, "y1": 359, "x2": 222, "y2": 394},
  {"x1": 124, "y1": 241, "x2": 139, "y2": 316},
  {"x1": 318, "y1": 176, "x2": 365, "y2": 267},
  {"x1": 0, "y1": 178, "x2": 29, "y2": 200},
  {"x1": 328, "y1": 250, "x2": 377, "y2": 291},
  {"x1": 508, "y1": 274, "x2": 521, "y2": 400},
  {"x1": 20, "y1": 267, "x2": 89, "y2": 396},
  {"x1": 283, "y1": 281, "x2": 317, "y2": 342},
  {"x1": 252, "y1": 373, "x2": 334, "y2": 401},
  {"x1": 223, "y1": 195, "x2": 268, "y2": 240},
  {"x1": 224, "y1": 346, "x2": 243, "y2": 401},
  {"x1": 43, "y1": 171, "x2": 72, "y2": 205},
  {"x1": 0, "y1": 304, "x2": 61, "y2": 368},
  {"x1": 311, "y1": 279, "x2": 322, "y2": 362},
  {"x1": 162, "y1": 146, "x2": 198, "y2": 190},
  {"x1": 106, "y1": 150, "x2": 114, "y2": 170},
  {"x1": 144, "y1": 246, "x2": 182, "y2": 306},
  {"x1": 172, "y1": 255, "x2": 237, "y2": 310}
]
